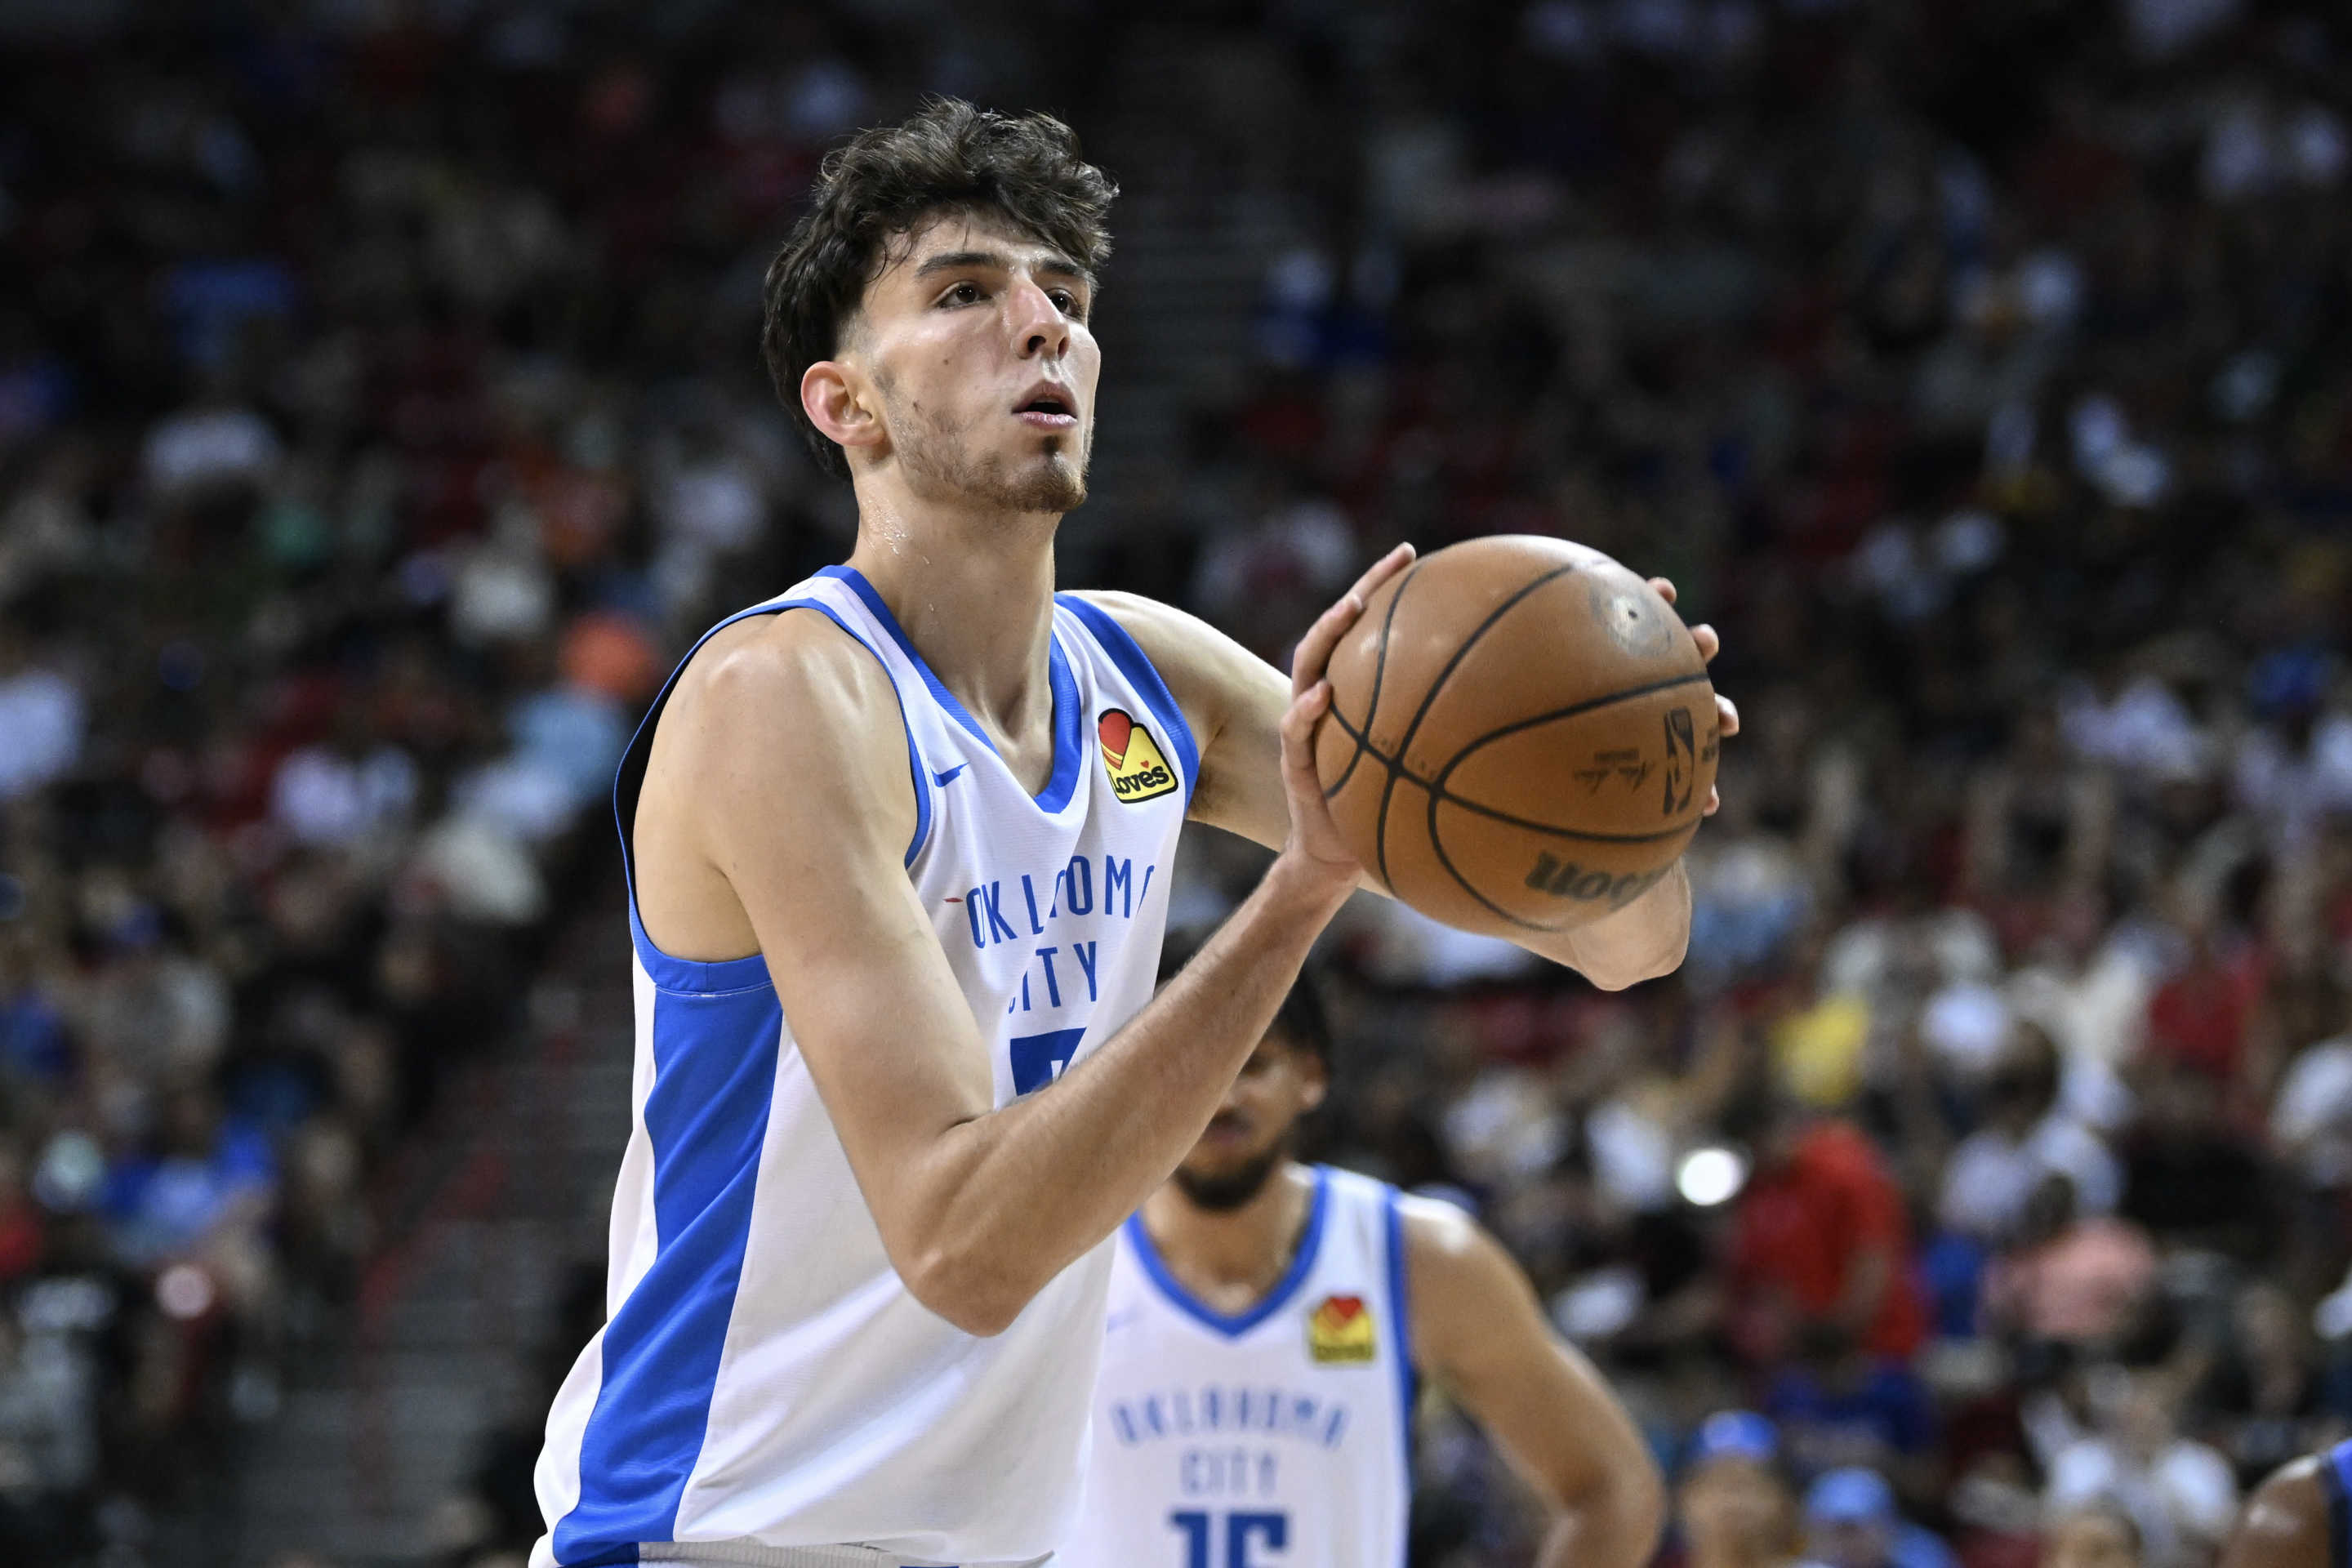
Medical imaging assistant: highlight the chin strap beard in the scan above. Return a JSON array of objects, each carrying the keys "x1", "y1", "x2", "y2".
[{"x1": 1171, "y1": 1142, "x2": 1288, "y2": 1212}]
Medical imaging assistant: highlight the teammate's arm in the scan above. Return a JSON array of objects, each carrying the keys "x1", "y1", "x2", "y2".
[
  {"x1": 1080, "y1": 570, "x2": 1733, "y2": 991},
  {"x1": 652, "y1": 559, "x2": 1403, "y2": 1339},
  {"x1": 1402, "y1": 1198, "x2": 1667, "y2": 1568}
]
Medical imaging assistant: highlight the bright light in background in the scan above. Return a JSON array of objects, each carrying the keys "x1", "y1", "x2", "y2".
[
  {"x1": 156, "y1": 1263, "x2": 216, "y2": 1321},
  {"x1": 1677, "y1": 1146, "x2": 1748, "y2": 1208}
]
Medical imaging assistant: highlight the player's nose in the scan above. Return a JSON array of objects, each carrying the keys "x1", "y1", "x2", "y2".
[{"x1": 1008, "y1": 275, "x2": 1070, "y2": 360}]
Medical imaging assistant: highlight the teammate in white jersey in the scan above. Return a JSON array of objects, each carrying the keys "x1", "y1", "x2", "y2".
[
  {"x1": 1062, "y1": 969, "x2": 1666, "y2": 1568},
  {"x1": 534, "y1": 99, "x2": 1731, "y2": 1568}
]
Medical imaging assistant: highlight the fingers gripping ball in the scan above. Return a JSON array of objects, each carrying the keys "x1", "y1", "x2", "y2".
[{"x1": 1312, "y1": 536, "x2": 1719, "y2": 937}]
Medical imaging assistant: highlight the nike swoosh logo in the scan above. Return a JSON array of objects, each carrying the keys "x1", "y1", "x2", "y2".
[{"x1": 932, "y1": 764, "x2": 969, "y2": 786}]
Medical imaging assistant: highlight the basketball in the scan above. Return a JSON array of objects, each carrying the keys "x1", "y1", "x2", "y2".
[{"x1": 1313, "y1": 537, "x2": 1719, "y2": 938}]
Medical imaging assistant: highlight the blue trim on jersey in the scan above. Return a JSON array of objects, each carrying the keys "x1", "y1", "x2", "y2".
[
  {"x1": 1382, "y1": 1183, "x2": 1416, "y2": 1526},
  {"x1": 2326, "y1": 1437, "x2": 2352, "y2": 1568},
  {"x1": 1057, "y1": 595, "x2": 1201, "y2": 805},
  {"x1": 1036, "y1": 634, "x2": 1084, "y2": 813},
  {"x1": 550, "y1": 982, "x2": 784, "y2": 1564},
  {"x1": 611, "y1": 596, "x2": 932, "y2": 993},
  {"x1": 626, "y1": 903, "x2": 769, "y2": 996},
  {"x1": 821, "y1": 565, "x2": 1085, "y2": 810},
  {"x1": 1126, "y1": 1166, "x2": 1330, "y2": 1339}
]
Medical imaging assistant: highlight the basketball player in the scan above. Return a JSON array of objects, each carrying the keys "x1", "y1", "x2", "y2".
[
  {"x1": 532, "y1": 100, "x2": 1729, "y2": 1568},
  {"x1": 2220, "y1": 1444, "x2": 2350, "y2": 1568},
  {"x1": 1058, "y1": 971, "x2": 1668, "y2": 1568}
]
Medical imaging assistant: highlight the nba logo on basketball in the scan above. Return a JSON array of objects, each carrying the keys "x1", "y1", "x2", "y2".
[
  {"x1": 1307, "y1": 1294, "x2": 1377, "y2": 1364},
  {"x1": 1098, "y1": 708, "x2": 1178, "y2": 802}
]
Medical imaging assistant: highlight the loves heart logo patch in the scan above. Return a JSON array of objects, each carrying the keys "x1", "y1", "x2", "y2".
[
  {"x1": 1307, "y1": 1292, "x2": 1377, "y2": 1364},
  {"x1": 1098, "y1": 707, "x2": 1178, "y2": 804}
]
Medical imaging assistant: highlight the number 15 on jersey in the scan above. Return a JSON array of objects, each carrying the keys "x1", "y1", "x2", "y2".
[{"x1": 1169, "y1": 1509, "x2": 1288, "y2": 1568}]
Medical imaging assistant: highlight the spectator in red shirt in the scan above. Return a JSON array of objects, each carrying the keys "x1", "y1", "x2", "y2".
[
  {"x1": 0, "y1": 1138, "x2": 40, "y2": 1286},
  {"x1": 2144, "y1": 921, "x2": 2269, "y2": 1091},
  {"x1": 1726, "y1": 1092, "x2": 1929, "y2": 1367}
]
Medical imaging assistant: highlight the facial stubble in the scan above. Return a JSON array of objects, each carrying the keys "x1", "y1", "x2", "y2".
[
  {"x1": 884, "y1": 376, "x2": 1089, "y2": 516},
  {"x1": 1171, "y1": 1129, "x2": 1294, "y2": 1213}
]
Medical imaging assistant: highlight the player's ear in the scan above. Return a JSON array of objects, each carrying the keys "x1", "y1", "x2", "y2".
[
  {"x1": 802, "y1": 359, "x2": 885, "y2": 461},
  {"x1": 1298, "y1": 1058, "x2": 1329, "y2": 1115}
]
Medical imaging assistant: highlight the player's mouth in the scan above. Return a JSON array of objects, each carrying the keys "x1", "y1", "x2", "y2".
[{"x1": 1013, "y1": 383, "x2": 1079, "y2": 430}]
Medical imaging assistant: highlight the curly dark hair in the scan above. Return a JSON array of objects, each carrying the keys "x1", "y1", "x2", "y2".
[{"x1": 760, "y1": 97, "x2": 1119, "y2": 481}]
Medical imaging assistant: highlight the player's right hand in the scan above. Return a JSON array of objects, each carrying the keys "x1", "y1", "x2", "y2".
[{"x1": 1276, "y1": 543, "x2": 1415, "y2": 892}]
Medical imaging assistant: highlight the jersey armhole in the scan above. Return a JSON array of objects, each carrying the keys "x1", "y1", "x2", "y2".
[
  {"x1": 1058, "y1": 595, "x2": 1202, "y2": 806},
  {"x1": 612, "y1": 599, "x2": 933, "y2": 985}
]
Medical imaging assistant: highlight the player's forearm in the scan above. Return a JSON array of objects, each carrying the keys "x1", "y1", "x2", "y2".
[
  {"x1": 1526, "y1": 859, "x2": 1690, "y2": 990},
  {"x1": 1531, "y1": 1457, "x2": 1669, "y2": 1568},
  {"x1": 897, "y1": 853, "x2": 1352, "y2": 1334}
]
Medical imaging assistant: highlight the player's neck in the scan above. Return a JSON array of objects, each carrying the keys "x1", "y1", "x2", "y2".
[
  {"x1": 843, "y1": 497, "x2": 1060, "y2": 754},
  {"x1": 1143, "y1": 1162, "x2": 1316, "y2": 1314}
]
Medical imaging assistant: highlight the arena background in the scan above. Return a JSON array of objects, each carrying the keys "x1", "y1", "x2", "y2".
[{"x1": 0, "y1": 0, "x2": 2345, "y2": 1564}]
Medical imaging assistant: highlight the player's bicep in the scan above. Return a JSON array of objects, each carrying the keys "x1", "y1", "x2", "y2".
[
  {"x1": 684, "y1": 630, "x2": 996, "y2": 1207},
  {"x1": 1405, "y1": 1201, "x2": 1655, "y2": 1509}
]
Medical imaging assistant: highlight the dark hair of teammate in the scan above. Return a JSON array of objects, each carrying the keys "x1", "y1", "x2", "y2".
[
  {"x1": 1156, "y1": 933, "x2": 1332, "y2": 1070},
  {"x1": 760, "y1": 96, "x2": 1119, "y2": 480}
]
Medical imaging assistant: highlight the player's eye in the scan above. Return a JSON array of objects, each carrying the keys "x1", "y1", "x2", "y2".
[
  {"x1": 1049, "y1": 288, "x2": 1084, "y2": 318},
  {"x1": 940, "y1": 282, "x2": 983, "y2": 307}
]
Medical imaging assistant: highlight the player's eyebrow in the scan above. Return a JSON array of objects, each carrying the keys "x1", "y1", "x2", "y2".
[{"x1": 913, "y1": 249, "x2": 1094, "y2": 289}]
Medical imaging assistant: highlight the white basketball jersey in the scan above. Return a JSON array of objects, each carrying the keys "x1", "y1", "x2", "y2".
[
  {"x1": 533, "y1": 566, "x2": 1196, "y2": 1568},
  {"x1": 1058, "y1": 1166, "x2": 1415, "y2": 1568}
]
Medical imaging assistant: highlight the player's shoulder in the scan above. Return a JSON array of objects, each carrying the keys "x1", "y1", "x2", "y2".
[
  {"x1": 1066, "y1": 590, "x2": 1261, "y2": 676},
  {"x1": 655, "y1": 605, "x2": 909, "y2": 795},
  {"x1": 1062, "y1": 589, "x2": 1208, "y2": 660},
  {"x1": 1064, "y1": 589, "x2": 1278, "y2": 757},
  {"x1": 672, "y1": 605, "x2": 896, "y2": 724},
  {"x1": 2247, "y1": 1447, "x2": 2334, "y2": 1504},
  {"x1": 1392, "y1": 1187, "x2": 1489, "y2": 1267},
  {"x1": 2221, "y1": 1450, "x2": 2335, "y2": 1568}
]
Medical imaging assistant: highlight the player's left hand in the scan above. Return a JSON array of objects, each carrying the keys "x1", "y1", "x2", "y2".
[
  {"x1": 1648, "y1": 576, "x2": 1736, "y2": 817},
  {"x1": 1279, "y1": 542, "x2": 1417, "y2": 887}
]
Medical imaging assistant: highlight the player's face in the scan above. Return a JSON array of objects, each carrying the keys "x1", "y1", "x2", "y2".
[
  {"x1": 1677, "y1": 1459, "x2": 1794, "y2": 1559},
  {"x1": 1171, "y1": 1030, "x2": 1327, "y2": 1210},
  {"x1": 2043, "y1": 1513, "x2": 2138, "y2": 1568},
  {"x1": 844, "y1": 212, "x2": 1099, "y2": 514}
]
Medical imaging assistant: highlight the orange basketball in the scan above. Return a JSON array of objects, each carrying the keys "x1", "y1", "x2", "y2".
[{"x1": 1314, "y1": 536, "x2": 1718, "y2": 938}]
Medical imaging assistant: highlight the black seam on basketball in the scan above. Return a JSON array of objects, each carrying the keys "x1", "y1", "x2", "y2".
[
  {"x1": 1374, "y1": 561, "x2": 1584, "y2": 895},
  {"x1": 1323, "y1": 561, "x2": 1419, "y2": 801},
  {"x1": 1428, "y1": 670, "x2": 1712, "y2": 844},
  {"x1": 1431, "y1": 795, "x2": 1703, "y2": 844},
  {"x1": 1324, "y1": 701, "x2": 1405, "y2": 780},
  {"x1": 1424, "y1": 793, "x2": 1572, "y2": 933},
  {"x1": 1431, "y1": 670, "x2": 1713, "y2": 761},
  {"x1": 1325, "y1": 684, "x2": 1705, "y2": 841},
  {"x1": 1321, "y1": 702, "x2": 1368, "y2": 799}
]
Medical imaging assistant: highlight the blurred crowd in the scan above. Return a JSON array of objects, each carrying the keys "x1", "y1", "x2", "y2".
[
  {"x1": 0, "y1": 1, "x2": 862, "y2": 1559},
  {"x1": 1140, "y1": 2, "x2": 2352, "y2": 1568},
  {"x1": 3, "y1": 1, "x2": 2352, "y2": 1566}
]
